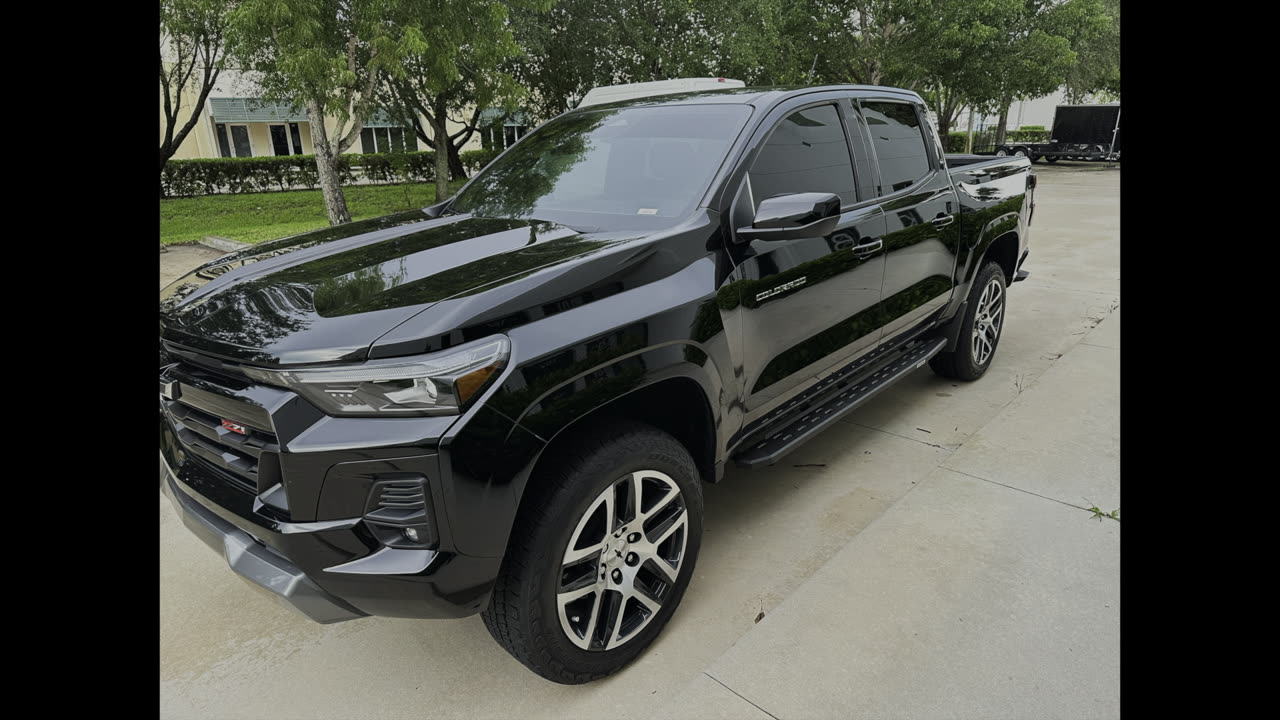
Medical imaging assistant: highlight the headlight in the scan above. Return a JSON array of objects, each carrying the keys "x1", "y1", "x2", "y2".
[{"x1": 243, "y1": 336, "x2": 510, "y2": 417}]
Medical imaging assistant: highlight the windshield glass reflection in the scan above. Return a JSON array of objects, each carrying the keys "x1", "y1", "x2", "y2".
[{"x1": 449, "y1": 105, "x2": 752, "y2": 229}]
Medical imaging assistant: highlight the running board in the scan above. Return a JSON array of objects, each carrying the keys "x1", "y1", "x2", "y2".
[{"x1": 733, "y1": 338, "x2": 947, "y2": 468}]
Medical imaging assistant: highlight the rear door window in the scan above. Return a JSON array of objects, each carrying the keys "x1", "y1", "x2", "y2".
[{"x1": 860, "y1": 101, "x2": 932, "y2": 194}]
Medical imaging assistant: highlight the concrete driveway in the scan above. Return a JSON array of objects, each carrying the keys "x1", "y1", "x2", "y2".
[{"x1": 160, "y1": 162, "x2": 1119, "y2": 719}]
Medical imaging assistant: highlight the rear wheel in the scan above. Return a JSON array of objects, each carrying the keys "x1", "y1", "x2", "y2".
[
  {"x1": 930, "y1": 261, "x2": 1007, "y2": 381},
  {"x1": 481, "y1": 420, "x2": 703, "y2": 684},
  {"x1": 1012, "y1": 147, "x2": 1029, "y2": 159},
  {"x1": 995, "y1": 148, "x2": 1009, "y2": 156},
  {"x1": 1044, "y1": 156, "x2": 1059, "y2": 163}
]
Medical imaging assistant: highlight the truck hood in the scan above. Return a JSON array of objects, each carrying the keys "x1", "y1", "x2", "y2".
[{"x1": 159, "y1": 211, "x2": 608, "y2": 365}]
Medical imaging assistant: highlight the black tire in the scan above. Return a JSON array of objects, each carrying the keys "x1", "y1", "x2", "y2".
[
  {"x1": 481, "y1": 419, "x2": 704, "y2": 684},
  {"x1": 930, "y1": 261, "x2": 1008, "y2": 381},
  {"x1": 1044, "y1": 156, "x2": 1059, "y2": 163}
]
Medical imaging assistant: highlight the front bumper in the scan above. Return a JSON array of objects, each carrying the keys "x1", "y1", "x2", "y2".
[
  {"x1": 158, "y1": 350, "x2": 527, "y2": 622},
  {"x1": 161, "y1": 453, "x2": 367, "y2": 624},
  {"x1": 161, "y1": 447, "x2": 503, "y2": 621}
]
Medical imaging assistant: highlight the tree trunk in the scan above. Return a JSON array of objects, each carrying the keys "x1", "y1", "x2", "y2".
[
  {"x1": 431, "y1": 97, "x2": 451, "y2": 200},
  {"x1": 937, "y1": 110, "x2": 953, "y2": 138},
  {"x1": 307, "y1": 102, "x2": 352, "y2": 225},
  {"x1": 447, "y1": 142, "x2": 467, "y2": 181},
  {"x1": 995, "y1": 101, "x2": 1010, "y2": 147}
]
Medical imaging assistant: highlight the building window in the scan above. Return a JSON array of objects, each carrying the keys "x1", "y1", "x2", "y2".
[
  {"x1": 482, "y1": 123, "x2": 527, "y2": 150},
  {"x1": 215, "y1": 123, "x2": 253, "y2": 157},
  {"x1": 269, "y1": 123, "x2": 306, "y2": 156},
  {"x1": 360, "y1": 127, "x2": 415, "y2": 154}
]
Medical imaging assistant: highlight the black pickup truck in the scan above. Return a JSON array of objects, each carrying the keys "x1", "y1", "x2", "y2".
[{"x1": 159, "y1": 84, "x2": 1035, "y2": 683}]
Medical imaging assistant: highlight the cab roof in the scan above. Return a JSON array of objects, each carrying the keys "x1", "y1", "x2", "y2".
[{"x1": 566, "y1": 84, "x2": 923, "y2": 114}]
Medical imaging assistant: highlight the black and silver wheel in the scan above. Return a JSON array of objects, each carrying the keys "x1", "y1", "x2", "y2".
[
  {"x1": 482, "y1": 420, "x2": 703, "y2": 684},
  {"x1": 557, "y1": 470, "x2": 689, "y2": 651},
  {"x1": 970, "y1": 274, "x2": 1004, "y2": 366},
  {"x1": 930, "y1": 260, "x2": 1008, "y2": 381},
  {"x1": 1012, "y1": 147, "x2": 1029, "y2": 159},
  {"x1": 995, "y1": 147, "x2": 1009, "y2": 156}
]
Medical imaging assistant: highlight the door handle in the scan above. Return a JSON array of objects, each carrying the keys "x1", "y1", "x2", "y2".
[
  {"x1": 931, "y1": 214, "x2": 955, "y2": 228},
  {"x1": 851, "y1": 238, "x2": 882, "y2": 257}
]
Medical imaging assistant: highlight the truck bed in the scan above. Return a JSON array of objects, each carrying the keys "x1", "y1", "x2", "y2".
[
  {"x1": 944, "y1": 154, "x2": 1033, "y2": 185},
  {"x1": 945, "y1": 154, "x2": 1011, "y2": 169}
]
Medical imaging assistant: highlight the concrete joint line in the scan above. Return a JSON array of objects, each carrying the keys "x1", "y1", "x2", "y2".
[
  {"x1": 844, "y1": 421, "x2": 957, "y2": 452},
  {"x1": 704, "y1": 672, "x2": 783, "y2": 720},
  {"x1": 940, "y1": 466, "x2": 1119, "y2": 522}
]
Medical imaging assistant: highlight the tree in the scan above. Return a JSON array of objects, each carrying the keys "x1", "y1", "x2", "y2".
[
  {"x1": 379, "y1": 1, "x2": 550, "y2": 201},
  {"x1": 160, "y1": 0, "x2": 233, "y2": 195},
  {"x1": 800, "y1": 1, "x2": 934, "y2": 87},
  {"x1": 509, "y1": 0, "x2": 777, "y2": 120},
  {"x1": 228, "y1": 0, "x2": 428, "y2": 225},
  {"x1": 1060, "y1": 0, "x2": 1119, "y2": 102}
]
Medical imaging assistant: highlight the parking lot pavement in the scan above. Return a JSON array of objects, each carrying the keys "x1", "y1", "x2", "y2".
[
  {"x1": 160, "y1": 244, "x2": 225, "y2": 288},
  {"x1": 160, "y1": 162, "x2": 1119, "y2": 719},
  {"x1": 661, "y1": 309, "x2": 1119, "y2": 720}
]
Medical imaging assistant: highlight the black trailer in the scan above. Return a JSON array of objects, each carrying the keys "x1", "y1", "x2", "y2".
[{"x1": 995, "y1": 103, "x2": 1120, "y2": 163}]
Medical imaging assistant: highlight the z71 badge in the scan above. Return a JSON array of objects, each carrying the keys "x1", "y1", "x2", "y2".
[
  {"x1": 220, "y1": 419, "x2": 249, "y2": 435},
  {"x1": 756, "y1": 276, "x2": 807, "y2": 303}
]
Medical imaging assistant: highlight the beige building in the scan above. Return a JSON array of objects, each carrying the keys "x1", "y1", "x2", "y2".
[{"x1": 162, "y1": 69, "x2": 530, "y2": 161}]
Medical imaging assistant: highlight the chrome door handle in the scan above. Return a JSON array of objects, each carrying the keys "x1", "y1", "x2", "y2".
[
  {"x1": 931, "y1": 214, "x2": 955, "y2": 228},
  {"x1": 851, "y1": 238, "x2": 882, "y2": 257}
]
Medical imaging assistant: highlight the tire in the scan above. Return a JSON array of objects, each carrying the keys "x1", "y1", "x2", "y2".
[
  {"x1": 1044, "y1": 156, "x2": 1059, "y2": 163},
  {"x1": 481, "y1": 419, "x2": 704, "y2": 684},
  {"x1": 995, "y1": 148, "x2": 1009, "y2": 156},
  {"x1": 930, "y1": 261, "x2": 1008, "y2": 381},
  {"x1": 1012, "y1": 147, "x2": 1028, "y2": 158}
]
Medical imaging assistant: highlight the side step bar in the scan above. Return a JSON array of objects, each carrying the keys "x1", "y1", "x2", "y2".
[{"x1": 733, "y1": 338, "x2": 947, "y2": 468}]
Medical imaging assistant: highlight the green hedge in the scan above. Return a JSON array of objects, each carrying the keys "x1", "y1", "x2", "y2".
[
  {"x1": 942, "y1": 127, "x2": 1050, "y2": 154},
  {"x1": 162, "y1": 148, "x2": 505, "y2": 198},
  {"x1": 1006, "y1": 128, "x2": 1050, "y2": 143},
  {"x1": 460, "y1": 147, "x2": 501, "y2": 173}
]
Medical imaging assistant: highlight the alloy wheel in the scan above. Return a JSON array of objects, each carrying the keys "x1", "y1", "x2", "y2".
[
  {"x1": 556, "y1": 470, "x2": 688, "y2": 651},
  {"x1": 971, "y1": 277, "x2": 1004, "y2": 366}
]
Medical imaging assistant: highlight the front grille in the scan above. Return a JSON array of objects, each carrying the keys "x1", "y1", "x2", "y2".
[{"x1": 164, "y1": 398, "x2": 281, "y2": 492}]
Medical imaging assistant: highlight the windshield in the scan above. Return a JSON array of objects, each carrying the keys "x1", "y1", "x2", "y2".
[{"x1": 448, "y1": 105, "x2": 752, "y2": 230}]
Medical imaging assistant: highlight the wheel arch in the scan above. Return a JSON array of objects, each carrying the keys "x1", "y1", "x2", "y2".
[
  {"x1": 520, "y1": 374, "x2": 718, "y2": 495},
  {"x1": 981, "y1": 230, "x2": 1021, "y2": 284}
]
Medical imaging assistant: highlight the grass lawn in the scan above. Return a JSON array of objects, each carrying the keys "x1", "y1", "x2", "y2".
[{"x1": 160, "y1": 182, "x2": 466, "y2": 246}]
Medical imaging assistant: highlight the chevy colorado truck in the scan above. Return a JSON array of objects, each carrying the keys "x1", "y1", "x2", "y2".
[{"x1": 159, "y1": 84, "x2": 1035, "y2": 683}]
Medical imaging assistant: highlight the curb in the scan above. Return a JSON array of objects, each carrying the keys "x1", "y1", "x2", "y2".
[{"x1": 199, "y1": 235, "x2": 249, "y2": 253}]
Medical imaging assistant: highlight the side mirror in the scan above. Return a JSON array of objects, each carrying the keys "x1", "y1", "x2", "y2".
[
  {"x1": 736, "y1": 192, "x2": 841, "y2": 242},
  {"x1": 423, "y1": 198, "x2": 450, "y2": 218}
]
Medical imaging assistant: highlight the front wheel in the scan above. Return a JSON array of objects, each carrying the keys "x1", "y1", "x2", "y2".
[
  {"x1": 481, "y1": 420, "x2": 703, "y2": 684},
  {"x1": 930, "y1": 261, "x2": 1008, "y2": 381}
]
